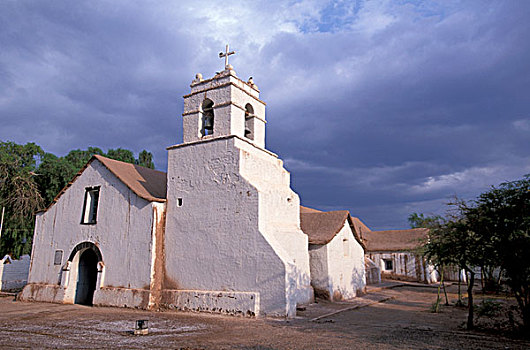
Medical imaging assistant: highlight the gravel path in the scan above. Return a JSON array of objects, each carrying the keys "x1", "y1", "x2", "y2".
[{"x1": 0, "y1": 285, "x2": 527, "y2": 349}]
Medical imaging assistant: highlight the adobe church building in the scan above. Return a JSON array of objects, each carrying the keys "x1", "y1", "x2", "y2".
[{"x1": 21, "y1": 57, "x2": 318, "y2": 317}]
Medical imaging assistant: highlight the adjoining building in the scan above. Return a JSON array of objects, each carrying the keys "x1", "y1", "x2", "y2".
[
  {"x1": 300, "y1": 207, "x2": 366, "y2": 300},
  {"x1": 362, "y1": 228, "x2": 438, "y2": 283}
]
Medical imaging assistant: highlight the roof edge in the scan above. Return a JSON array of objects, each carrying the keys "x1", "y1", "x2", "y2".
[
  {"x1": 36, "y1": 155, "x2": 166, "y2": 214},
  {"x1": 93, "y1": 155, "x2": 166, "y2": 203}
]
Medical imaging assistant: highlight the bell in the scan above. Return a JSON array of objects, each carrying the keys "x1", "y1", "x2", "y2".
[{"x1": 204, "y1": 115, "x2": 214, "y2": 130}]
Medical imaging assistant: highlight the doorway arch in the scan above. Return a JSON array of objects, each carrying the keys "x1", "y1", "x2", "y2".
[{"x1": 68, "y1": 242, "x2": 102, "y2": 306}]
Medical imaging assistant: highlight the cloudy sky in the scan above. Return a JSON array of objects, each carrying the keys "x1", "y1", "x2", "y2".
[{"x1": 1, "y1": 1, "x2": 529, "y2": 229}]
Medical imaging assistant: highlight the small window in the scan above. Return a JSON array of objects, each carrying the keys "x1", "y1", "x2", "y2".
[
  {"x1": 54, "y1": 250, "x2": 63, "y2": 265},
  {"x1": 201, "y1": 99, "x2": 214, "y2": 136},
  {"x1": 343, "y1": 238, "x2": 349, "y2": 257},
  {"x1": 384, "y1": 259, "x2": 393, "y2": 271},
  {"x1": 81, "y1": 186, "x2": 100, "y2": 224},
  {"x1": 244, "y1": 104, "x2": 255, "y2": 140},
  {"x1": 177, "y1": 198, "x2": 183, "y2": 207}
]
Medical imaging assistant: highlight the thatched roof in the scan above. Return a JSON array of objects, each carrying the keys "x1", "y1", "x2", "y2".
[
  {"x1": 300, "y1": 210, "x2": 365, "y2": 248},
  {"x1": 363, "y1": 228, "x2": 429, "y2": 252},
  {"x1": 351, "y1": 217, "x2": 371, "y2": 239},
  {"x1": 94, "y1": 155, "x2": 166, "y2": 202},
  {"x1": 300, "y1": 205, "x2": 322, "y2": 213}
]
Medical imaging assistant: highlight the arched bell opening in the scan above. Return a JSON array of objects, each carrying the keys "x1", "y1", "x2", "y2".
[
  {"x1": 244, "y1": 103, "x2": 255, "y2": 140},
  {"x1": 201, "y1": 99, "x2": 214, "y2": 136}
]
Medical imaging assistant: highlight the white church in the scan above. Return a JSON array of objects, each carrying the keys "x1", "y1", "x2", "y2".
[{"x1": 21, "y1": 50, "x2": 367, "y2": 317}]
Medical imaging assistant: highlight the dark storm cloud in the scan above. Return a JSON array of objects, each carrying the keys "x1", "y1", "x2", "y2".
[
  {"x1": 0, "y1": 1, "x2": 195, "y2": 164},
  {"x1": 0, "y1": 1, "x2": 529, "y2": 229},
  {"x1": 254, "y1": 1, "x2": 530, "y2": 228}
]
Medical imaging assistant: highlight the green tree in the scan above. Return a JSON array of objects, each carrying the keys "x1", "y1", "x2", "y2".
[
  {"x1": 35, "y1": 153, "x2": 75, "y2": 205},
  {"x1": 408, "y1": 212, "x2": 443, "y2": 229},
  {"x1": 136, "y1": 150, "x2": 154, "y2": 169},
  {"x1": 106, "y1": 148, "x2": 135, "y2": 163},
  {"x1": 36, "y1": 147, "x2": 104, "y2": 207},
  {"x1": 415, "y1": 203, "x2": 487, "y2": 330},
  {"x1": 463, "y1": 175, "x2": 530, "y2": 332},
  {"x1": 64, "y1": 147, "x2": 104, "y2": 171},
  {"x1": 0, "y1": 141, "x2": 44, "y2": 257},
  {"x1": 417, "y1": 175, "x2": 530, "y2": 331}
]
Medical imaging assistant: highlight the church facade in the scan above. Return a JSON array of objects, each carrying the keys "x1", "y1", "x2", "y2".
[{"x1": 21, "y1": 63, "x2": 316, "y2": 317}]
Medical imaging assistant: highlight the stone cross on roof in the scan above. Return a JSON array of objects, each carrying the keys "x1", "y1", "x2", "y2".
[{"x1": 219, "y1": 44, "x2": 236, "y2": 70}]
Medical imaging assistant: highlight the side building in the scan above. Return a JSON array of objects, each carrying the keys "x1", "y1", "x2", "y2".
[
  {"x1": 300, "y1": 207, "x2": 366, "y2": 300},
  {"x1": 362, "y1": 228, "x2": 438, "y2": 283}
]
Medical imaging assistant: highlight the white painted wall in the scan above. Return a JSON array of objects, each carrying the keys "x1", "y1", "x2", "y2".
[
  {"x1": 326, "y1": 224, "x2": 366, "y2": 299},
  {"x1": 22, "y1": 160, "x2": 156, "y2": 306},
  {"x1": 0, "y1": 255, "x2": 30, "y2": 291},
  {"x1": 309, "y1": 222, "x2": 366, "y2": 300},
  {"x1": 308, "y1": 244, "x2": 329, "y2": 298},
  {"x1": 165, "y1": 136, "x2": 312, "y2": 317}
]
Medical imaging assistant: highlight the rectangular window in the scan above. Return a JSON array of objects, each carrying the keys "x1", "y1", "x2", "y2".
[
  {"x1": 54, "y1": 250, "x2": 63, "y2": 265},
  {"x1": 81, "y1": 186, "x2": 100, "y2": 224}
]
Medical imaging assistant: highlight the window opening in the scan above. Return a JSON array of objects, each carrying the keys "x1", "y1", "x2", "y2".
[
  {"x1": 343, "y1": 238, "x2": 349, "y2": 257},
  {"x1": 202, "y1": 99, "x2": 214, "y2": 136},
  {"x1": 54, "y1": 250, "x2": 64, "y2": 265},
  {"x1": 81, "y1": 186, "x2": 100, "y2": 224},
  {"x1": 177, "y1": 198, "x2": 183, "y2": 207},
  {"x1": 384, "y1": 259, "x2": 393, "y2": 271},
  {"x1": 244, "y1": 104, "x2": 255, "y2": 140}
]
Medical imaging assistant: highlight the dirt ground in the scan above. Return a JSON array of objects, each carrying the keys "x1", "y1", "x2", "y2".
[{"x1": 1, "y1": 284, "x2": 528, "y2": 349}]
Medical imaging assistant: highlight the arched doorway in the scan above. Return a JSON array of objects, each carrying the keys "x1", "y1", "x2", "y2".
[
  {"x1": 74, "y1": 248, "x2": 98, "y2": 305},
  {"x1": 67, "y1": 242, "x2": 103, "y2": 306}
]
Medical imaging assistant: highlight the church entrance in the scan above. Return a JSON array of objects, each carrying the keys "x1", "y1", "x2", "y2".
[{"x1": 74, "y1": 248, "x2": 98, "y2": 305}]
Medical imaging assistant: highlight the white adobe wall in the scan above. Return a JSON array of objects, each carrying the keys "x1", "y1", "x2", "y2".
[
  {"x1": 21, "y1": 160, "x2": 156, "y2": 307},
  {"x1": 237, "y1": 137, "x2": 313, "y2": 311},
  {"x1": 308, "y1": 244, "x2": 329, "y2": 298},
  {"x1": 325, "y1": 223, "x2": 366, "y2": 300},
  {"x1": 309, "y1": 223, "x2": 366, "y2": 301},
  {"x1": 0, "y1": 255, "x2": 30, "y2": 291},
  {"x1": 165, "y1": 136, "x2": 312, "y2": 317}
]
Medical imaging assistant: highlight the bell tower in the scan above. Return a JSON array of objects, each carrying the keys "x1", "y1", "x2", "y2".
[
  {"x1": 165, "y1": 46, "x2": 313, "y2": 317},
  {"x1": 181, "y1": 46, "x2": 266, "y2": 149}
]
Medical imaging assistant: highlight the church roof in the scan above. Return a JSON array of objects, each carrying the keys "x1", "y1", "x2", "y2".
[
  {"x1": 94, "y1": 155, "x2": 167, "y2": 202},
  {"x1": 39, "y1": 155, "x2": 167, "y2": 213},
  {"x1": 363, "y1": 228, "x2": 429, "y2": 252},
  {"x1": 300, "y1": 205, "x2": 322, "y2": 213},
  {"x1": 300, "y1": 210, "x2": 365, "y2": 248}
]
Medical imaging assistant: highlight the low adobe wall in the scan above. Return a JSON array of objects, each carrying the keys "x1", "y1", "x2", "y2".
[
  {"x1": 0, "y1": 255, "x2": 30, "y2": 291},
  {"x1": 160, "y1": 290, "x2": 259, "y2": 317}
]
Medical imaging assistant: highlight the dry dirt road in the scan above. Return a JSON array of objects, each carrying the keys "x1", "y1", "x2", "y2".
[{"x1": 0, "y1": 285, "x2": 528, "y2": 349}]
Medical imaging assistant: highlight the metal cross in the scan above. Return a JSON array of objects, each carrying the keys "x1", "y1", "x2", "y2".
[{"x1": 219, "y1": 44, "x2": 236, "y2": 69}]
